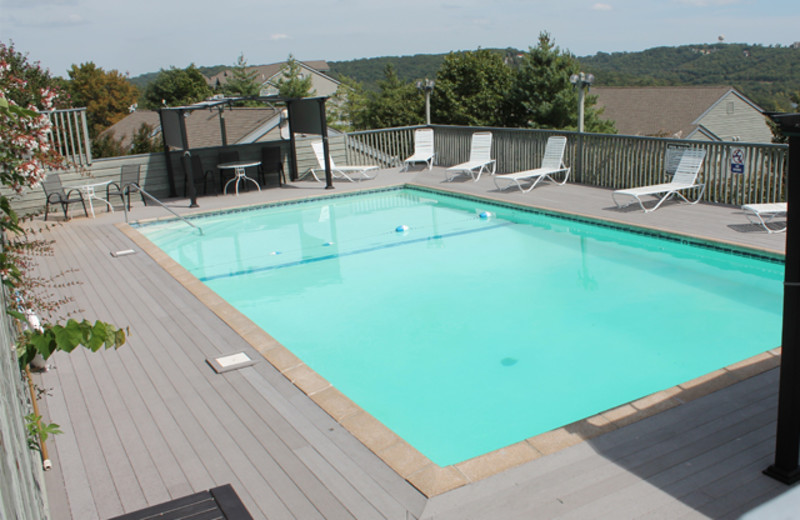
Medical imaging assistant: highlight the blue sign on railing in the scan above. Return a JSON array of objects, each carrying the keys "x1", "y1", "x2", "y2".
[{"x1": 731, "y1": 147, "x2": 745, "y2": 175}]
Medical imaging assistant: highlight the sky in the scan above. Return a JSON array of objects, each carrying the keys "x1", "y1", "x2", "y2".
[{"x1": 1, "y1": 0, "x2": 799, "y2": 79}]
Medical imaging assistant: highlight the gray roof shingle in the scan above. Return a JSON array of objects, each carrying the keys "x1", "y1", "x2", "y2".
[
  {"x1": 592, "y1": 85, "x2": 736, "y2": 138},
  {"x1": 100, "y1": 107, "x2": 280, "y2": 150}
]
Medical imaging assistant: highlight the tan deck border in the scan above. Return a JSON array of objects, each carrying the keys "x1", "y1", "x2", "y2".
[{"x1": 116, "y1": 186, "x2": 783, "y2": 498}]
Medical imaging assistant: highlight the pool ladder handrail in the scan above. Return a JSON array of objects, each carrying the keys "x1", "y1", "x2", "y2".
[{"x1": 123, "y1": 185, "x2": 203, "y2": 235}]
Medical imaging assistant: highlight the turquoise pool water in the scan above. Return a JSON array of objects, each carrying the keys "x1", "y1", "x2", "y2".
[{"x1": 138, "y1": 187, "x2": 784, "y2": 466}]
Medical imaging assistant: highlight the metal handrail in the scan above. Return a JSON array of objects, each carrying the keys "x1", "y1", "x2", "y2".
[{"x1": 123, "y1": 185, "x2": 203, "y2": 235}]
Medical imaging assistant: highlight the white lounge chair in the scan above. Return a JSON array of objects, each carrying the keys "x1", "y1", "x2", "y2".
[
  {"x1": 493, "y1": 136, "x2": 570, "y2": 192},
  {"x1": 308, "y1": 141, "x2": 379, "y2": 182},
  {"x1": 612, "y1": 148, "x2": 707, "y2": 213},
  {"x1": 446, "y1": 131, "x2": 496, "y2": 182},
  {"x1": 402, "y1": 128, "x2": 435, "y2": 171},
  {"x1": 742, "y1": 202, "x2": 787, "y2": 233}
]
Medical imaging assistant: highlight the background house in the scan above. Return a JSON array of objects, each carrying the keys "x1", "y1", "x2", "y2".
[
  {"x1": 592, "y1": 86, "x2": 774, "y2": 143},
  {"x1": 207, "y1": 60, "x2": 340, "y2": 98}
]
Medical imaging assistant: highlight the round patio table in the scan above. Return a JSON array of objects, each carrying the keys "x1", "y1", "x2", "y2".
[{"x1": 218, "y1": 160, "x2": 261, "y2": 195}]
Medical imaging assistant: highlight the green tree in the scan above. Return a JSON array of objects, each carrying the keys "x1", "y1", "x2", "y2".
[
  {"x1": 431, "y1": 49, "x2": 513, "y2": 127},
  {"x1": 221, "y1": 53, "x2": 261, "y2": 103},
  {"x1": 66, "y1": 62, "x2": 140, "y2": 137},
  {"x1": 141, "y1": 64, "x2": 212, "y2": 109},
  {"x1": 508, "y1": 33, "x2": 614, "y2": 133},
  {"x1": 91, "y1": 132, "x2": 127, "y2": 158},
  {"x1": 326, "y1": 76, "x2": 365, "y2": 131},
  {"x1": 354, "y1": 64, "x2": 422, "y2": 130},
  {"x1": 130, "y1": 122, "x2": 163, "y2": 154},
  {"x1": 275, "y1": 54, "x2": 315, "y2": 98}
]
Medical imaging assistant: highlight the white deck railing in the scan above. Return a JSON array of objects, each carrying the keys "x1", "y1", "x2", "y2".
[
  {"x1": 345, "y1": 125, "x2": 789, "y2": 206},
  {"x1": 44, "y1": 108, "x2": 92, "y2": 169}
]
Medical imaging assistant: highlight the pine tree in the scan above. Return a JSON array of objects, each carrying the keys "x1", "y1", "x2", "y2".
[
  {"x1": 508, "y1": 32, "x2": 615, "y2": 133},
  {"x1": 275, "y1": 55, "x2": 315, "y2": 98},
  {"x1": 222, "y1": 53, "x2": 261, "y2": 100}
]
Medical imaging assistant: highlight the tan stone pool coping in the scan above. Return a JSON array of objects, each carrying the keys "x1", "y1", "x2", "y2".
[{"x1": 117, "y1": 186, "x2": 783, "y2": 498}]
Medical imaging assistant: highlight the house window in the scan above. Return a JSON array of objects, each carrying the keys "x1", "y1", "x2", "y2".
[{"x1": 727, "y1": 101, "x2": 735, "y2": 115}]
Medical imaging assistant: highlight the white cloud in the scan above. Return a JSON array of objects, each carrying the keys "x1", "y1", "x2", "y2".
[
  {"x1": 592, "y1": 3, "x2": 612, "y2": 10},
  {"x1": 270, "y1": 33, "x2": 289, "y2": 41}
]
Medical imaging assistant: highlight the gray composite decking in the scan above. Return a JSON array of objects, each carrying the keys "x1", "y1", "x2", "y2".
[{"x1": 31, "y1": 167, "x2": 791, "y2": 519}]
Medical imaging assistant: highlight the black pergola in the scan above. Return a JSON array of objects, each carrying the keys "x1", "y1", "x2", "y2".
[
  {"x1": 765, "y1": 112, "x2": 800, "y2": 484},
  {"x1": 158, "y1": 95, "x2": 335, "y2": 207}
]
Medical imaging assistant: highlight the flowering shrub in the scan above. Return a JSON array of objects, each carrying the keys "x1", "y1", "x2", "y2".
[
  {"x1": 0, "y1": 44, "x2": 67, "y2": 298},
  {"x1": 0, "y1": 43, "x2": 126, "y2": 368},
  {"x1": 0, "y1": 56, "x2": 64, "y2": 194}
]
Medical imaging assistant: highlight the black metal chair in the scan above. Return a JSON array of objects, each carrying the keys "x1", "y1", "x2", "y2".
[
  {"x1": 188, "y1": 155, "x2": 215, "y2": 196},
  {"x1": 217, "y1": 150, "x2": 239, "y2": 193},
  {"x1": 106, "y1": 164, "x2": 144, "y2": 211},
  {"x1": 42, "y1": 174, "x2": 88, "y2": 221},
  {"x1": 259, "y1": 147, "x2": 285, "y2": 188}
]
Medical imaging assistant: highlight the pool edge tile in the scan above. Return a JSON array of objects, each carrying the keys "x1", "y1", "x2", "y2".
[
  {"x1": 284, "y1": 364, "x2": 332, "y2": 396},
  {"x1": 525, "y1": 428, "x2": 585, "y2": 456},
  {"x1": 308, "y1": 387, "x2": 361, "y2": 422},
  {"x1": 340, "y1": 410, "x2": 402, "y2": 454},
  {"x1": 726, "y1": 351, "x2": 781, "y2": 381},
  {"x1": 455, "y1": 441, "x2": 542, "y2": 482},
  {"x1": 406, "y1": 465, "x2": 470, "y2": 498},
  {"x1": 377, "y1": 440, "x2": 434, "y2": 479}
]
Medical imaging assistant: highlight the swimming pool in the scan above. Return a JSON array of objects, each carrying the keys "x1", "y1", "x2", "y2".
[{"x1": 137, "y1": 187, "x2": 783, "y2": 467}]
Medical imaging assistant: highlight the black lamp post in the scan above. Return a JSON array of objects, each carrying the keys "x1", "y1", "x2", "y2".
[{"x1": 765, "y1": 112, "x2": 800, "y2": 484}]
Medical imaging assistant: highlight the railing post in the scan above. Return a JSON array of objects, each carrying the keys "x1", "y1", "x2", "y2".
[
  {"x1": 79, "y1": 109, "x2": 92, "y2": 165},
  {"x1": 765, "y1": 115, "x2": 800, "y2": 484}
]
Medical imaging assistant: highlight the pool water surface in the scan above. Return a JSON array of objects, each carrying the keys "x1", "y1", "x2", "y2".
[{"x1": 137, "y1": 187, "x2": 783, "y2": 467}]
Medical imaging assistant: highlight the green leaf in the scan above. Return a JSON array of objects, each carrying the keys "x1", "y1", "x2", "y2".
[
  {"x1": 7, "y1": 309, "x2": 26, "y2": 321},
  {"x1": 29, "y1": 331, "x2": 56, "y2": 359},
  {"x1": 53, "y1": 322, "x2": 83, "y2": 352}
]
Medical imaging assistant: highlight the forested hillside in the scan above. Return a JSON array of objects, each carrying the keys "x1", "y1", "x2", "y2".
[
  {"x1": 326, "y1": 49, "x2": 523, "y2": 89},
  {"x1": 327, "y1": 53, "x2": 445, "y2": 89},
  {"x1": 128, "y1": 43, "x2": 799, "y2": 111},
  {"x1": 581, "y1": 43, "x2": 800, "y2": 111},
  {"x1": 129, "y1": 64, "x2": 228, "y2": 91},
  {"x1": 326, "y1": 43, "x2": 798, "y2": 111}
]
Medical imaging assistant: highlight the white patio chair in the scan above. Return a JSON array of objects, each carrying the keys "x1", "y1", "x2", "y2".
[
  {"x1": 493, "y1": 136, "x2": 570, "y2": 192},
  {"x1": 402, "y1": 128, "x2": 436, "y2": 171},
  {"x1": 402, "y1": 128, "x2": 435, "y2": 171},
  {"x1": 612, "y1": 148, "x2": 707, "y2": 213},
  {"x1": 742, "y1": 202, "x2": 787, "y2": 233},
  {"x1": 308, "y1": 141, "x2": 379, "y2": 182},
  {"x1": 445, "y1": 131, "x2": 496, "y2": 182}
]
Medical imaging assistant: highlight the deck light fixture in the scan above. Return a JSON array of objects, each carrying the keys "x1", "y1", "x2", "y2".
[
  {"x1": 207, "y1": 352, "x2": 257, "y2": 373},
  {"x1": 417, "y1": 78, "x2": 435, "y2": 125},
  {"x1": 570, "y1": 72, "x2": 594, "y2": 133}
]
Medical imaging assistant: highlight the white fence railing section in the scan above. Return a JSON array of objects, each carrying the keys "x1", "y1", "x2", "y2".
[
  {"x1": 44, "y1": 108, "x2": 92, "y2": 169},
  {"x1": 345, "y1": 125, "x2": 789, "y2": 206}
]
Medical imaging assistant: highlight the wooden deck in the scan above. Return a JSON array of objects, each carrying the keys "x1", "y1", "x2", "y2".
[{"x1": 32, "y1": 167, "x2": 790, "y2": 519}]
